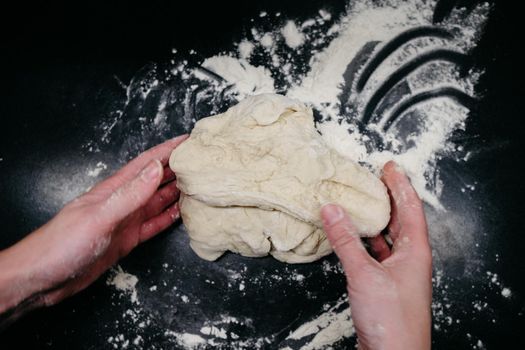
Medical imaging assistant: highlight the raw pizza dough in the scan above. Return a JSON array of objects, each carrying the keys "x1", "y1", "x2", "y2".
[{"x1": 169, "y1": 94, "x2": 390, "y2": 263}]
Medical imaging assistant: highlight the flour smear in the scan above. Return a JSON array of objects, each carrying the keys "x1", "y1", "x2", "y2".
[{"x1": 89, "y1": 0, "x2": 504, "y2": 349}]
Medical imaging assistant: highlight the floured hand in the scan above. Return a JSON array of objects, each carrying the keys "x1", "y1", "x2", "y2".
[
  {"x1": 320, "y1": 161, "x2": 432, "y2": 350},
  {"x1": 0, "y1": 135, "x2": 188, "y2": 327}
]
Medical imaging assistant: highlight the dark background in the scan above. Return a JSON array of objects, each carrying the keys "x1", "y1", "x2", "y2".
[{"x1": 0, "y1": 0, "x2": 523, "y2": 349}]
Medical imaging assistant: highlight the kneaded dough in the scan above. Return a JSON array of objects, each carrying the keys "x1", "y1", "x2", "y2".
[
  {"x1": 169, "y1": 94, "x2": 390, "y2": 263},
  {"x1": 180, "y1": 194, "x2": 331, "y2": 263}
]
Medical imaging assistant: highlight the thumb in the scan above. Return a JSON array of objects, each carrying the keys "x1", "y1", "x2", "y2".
[
  {"x1": 321, "y1": 204, "x2": 376, "y2": 279},
  {"x1": 101, "y1": 160, "x2": 163, "y2": 224}
]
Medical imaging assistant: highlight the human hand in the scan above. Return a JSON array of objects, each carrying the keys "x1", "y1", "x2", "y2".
[
  {"x1": 320, "y1": 161, "x2": 432, "y2": 350},
  {"x1": 0, "y1": 135, "x2": 188, "y2": 324}
]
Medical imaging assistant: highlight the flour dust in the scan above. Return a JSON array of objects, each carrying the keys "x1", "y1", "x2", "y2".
[{"x1": 81, "y1": 0, "x2": 514, "y2": 349}]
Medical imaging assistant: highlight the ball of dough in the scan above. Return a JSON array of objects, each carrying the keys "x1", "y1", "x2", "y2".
[{"x1": 169, "y1": 94, "x2": 390, "y2": 263}]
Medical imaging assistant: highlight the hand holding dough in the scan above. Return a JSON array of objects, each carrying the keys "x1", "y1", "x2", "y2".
[{"x1": 170, "y1": 94, "x2": 390, "y2": 263}]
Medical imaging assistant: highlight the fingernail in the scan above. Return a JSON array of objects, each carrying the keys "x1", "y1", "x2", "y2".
[
  {"x1": 141, "y1": 160, "x2": 161, "y2": 182},
  {"x1": 394, "y1": 164, "x2": 405, "y2": 174},
  {"x1": 321, "y1": 204, "x2": 345, "y2": 227},
  {"x1": 390, "y1": 161, "x2": 405, "y2": 174}
]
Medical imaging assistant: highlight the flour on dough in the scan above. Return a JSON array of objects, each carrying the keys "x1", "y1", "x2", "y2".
[{"x1": 170, "y1": 94, "x2": 390, "y2": 263}]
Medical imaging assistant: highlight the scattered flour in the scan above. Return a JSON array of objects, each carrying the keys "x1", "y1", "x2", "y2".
[
  {"x1": 286, "y1": 297, "x2": 353, "y2": 350},
  {"x1": 292, "y1": 273, "x2": 306, "y2": 282},
  {"x1": 88, "y1": 0, "x2": 513, "y2": 349},
  {"x1": 260, "y1": 33, "x2": 274, "y2": 48},
  {"x1": 238, "y1": 40, "x2": 255, "y2": 59},
  {"x1": 107, "y1": 265, "x2": 139, "y2": 304},
  {"x1": 87, "y1": 161, "x2": 108, "y2": 177},
  {"x1": 195, "y1": 56, "x2": 275, "y2": 99},
  {"x1": 200, "y1": 326, "x2": 228, "y2": 339},
  {"x1": 318, "y1": 9, "x2": 332, "y2": 21},
  {"x1": 281, "y1": 20, "x2": 305, "y2": 48},
  {"x1": 501, "y1": 288, "x2": 512, "y2": 298},
  {"x1": 165, "y1": 330, "x2": 206, "y2": 349}
]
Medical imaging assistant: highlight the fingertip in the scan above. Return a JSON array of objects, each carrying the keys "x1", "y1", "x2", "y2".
[
  {"x1": 381, "y1": 160, "x2": 405, "y2": 180},
  {"x1": 321, "y1": 204, "x2": 361, "y2": 244},
  {"x1": 168, "y1": 202, "x2": 181, "y2": 221},
  {"x1": 384, "y1": 160, "x2": 402, "y2": 172},
  {"x1": 157, "y1": 135, "x2": 190, "y2": 165},
  {"x1": 320, "y1": 205, "x2": 357, "y2": 246},
  {"x1": 171, "y1": 134, "x2": 190, "y2": 144},
  {"x1": 383, "y1": 160, "x2": 397, "y2": 172},
  {"x1": 321, "y1": 204, "x2": 346, "y2": 228},
  {"x1": 381, "y1": 161, "x2": 414, "y2": 198}
]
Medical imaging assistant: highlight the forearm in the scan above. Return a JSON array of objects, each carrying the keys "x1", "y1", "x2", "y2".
[
  {"x1": 0, "y1": 251, "x2": 36, "y2": 327},
  {"x1": 0, "y1": 226, "x2": 58, "y2": 327}
]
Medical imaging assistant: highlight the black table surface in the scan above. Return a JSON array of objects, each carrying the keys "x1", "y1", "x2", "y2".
[{"x1": 1, "y1": 0, "x2": 523, "y2": 349}]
